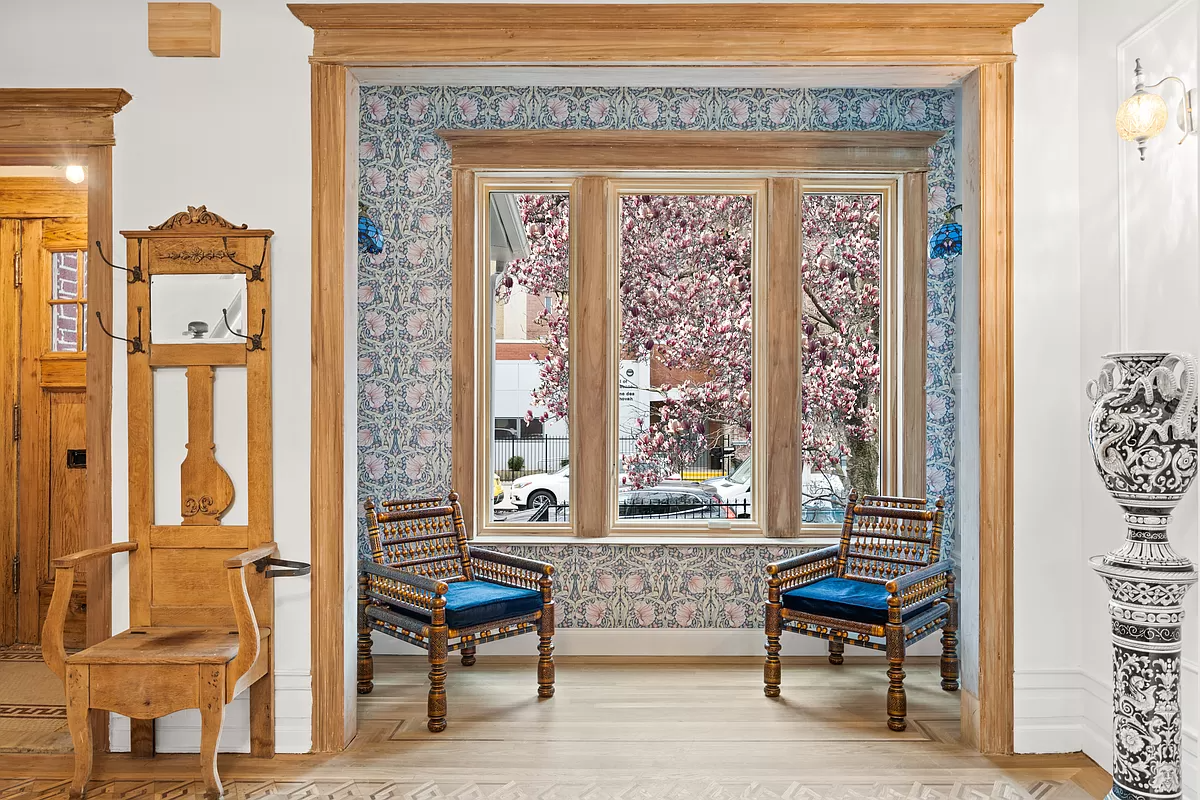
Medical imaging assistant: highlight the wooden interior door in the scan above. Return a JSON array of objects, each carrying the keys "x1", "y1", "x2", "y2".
[{"x1": 6, "y1": 197, "x2": 89, "y2": 647}]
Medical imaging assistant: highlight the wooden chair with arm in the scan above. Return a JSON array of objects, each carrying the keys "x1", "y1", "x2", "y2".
[
  {"x1": 357, "y1": 491, "x2": 555, "y2": 732},
  {"x1": 763, "y1": 491, "x2": 958, "y2": 731},
  {"x1": 42, "y1": 541, "x2": 278, "y2": 799}
]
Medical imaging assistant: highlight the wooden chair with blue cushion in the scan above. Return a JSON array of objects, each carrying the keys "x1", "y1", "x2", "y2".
[
  {"x1": 763, "y1": 491, "x2": 957, "y2": 731},
  {"x1": 357, "y1": 492, "x2": 555, "y2": 731}
]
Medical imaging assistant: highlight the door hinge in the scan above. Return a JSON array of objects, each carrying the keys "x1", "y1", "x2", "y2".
[
  {"x1": 10, "y1": 556, "x2": 16, "y2": 595},
  {"x1": 11, "y1": 404, "x2": 18, "y2": 441},
  {"x1": 12, "y1": 248, "x2": 19, "y2": 289}
]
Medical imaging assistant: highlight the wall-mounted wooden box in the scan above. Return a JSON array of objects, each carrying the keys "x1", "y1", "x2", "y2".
[{"x1": 148, "y1": 2, "x2": 221, "y2": 57}]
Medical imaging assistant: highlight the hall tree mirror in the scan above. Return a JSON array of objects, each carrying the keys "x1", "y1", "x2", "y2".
[{"x1": 149, "y1": 273, "x2": 248, "y2": 344}]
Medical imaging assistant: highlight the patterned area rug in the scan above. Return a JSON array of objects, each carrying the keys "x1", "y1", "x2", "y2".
[
  {"x1": 0, "y1": 779, "x2": 1097, "y2": 799},
  {"x1": 0, "y1": 649, "x2": 70, "y2": 754}
]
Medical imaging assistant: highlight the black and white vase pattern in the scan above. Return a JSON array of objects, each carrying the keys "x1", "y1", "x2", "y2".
[{"x1": 1087, "y1": 351, "x2": 1198, "y2": 800}]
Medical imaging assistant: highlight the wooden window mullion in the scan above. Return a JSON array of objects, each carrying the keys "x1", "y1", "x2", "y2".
[{"x1": 901, "y1": 171, "x2": 928, "y2": 496}]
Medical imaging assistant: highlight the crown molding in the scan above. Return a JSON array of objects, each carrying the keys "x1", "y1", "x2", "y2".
[{"x1": 0, "y1": 88, "x2": 133, "y2": 146}]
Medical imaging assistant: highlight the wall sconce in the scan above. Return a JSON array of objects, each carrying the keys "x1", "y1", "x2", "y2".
[{"x1": 1116, "y1": 58, "x2": 1198, "y2": 161}]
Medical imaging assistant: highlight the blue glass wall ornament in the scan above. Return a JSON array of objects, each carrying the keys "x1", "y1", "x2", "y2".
[
  {"x1": 358, "y1": 205, "x2": 384, "y2": 255},
  {"x1": 930, "y1": 203, "x2": 962, "y2": 259}
]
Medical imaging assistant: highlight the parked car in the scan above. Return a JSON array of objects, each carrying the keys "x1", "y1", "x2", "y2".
[
  {"x1": 703, "y1": 456, "x2": 848, "y2": 523},
  {"x1": 501, "y1": 482, "x2": 732, "y2": 523},
  {"x1": 493, "y1": 473, "x2": 504, "y2": 505},
  {"x1": 509, "y1": 464, "x2": 570, "y2": 509}
]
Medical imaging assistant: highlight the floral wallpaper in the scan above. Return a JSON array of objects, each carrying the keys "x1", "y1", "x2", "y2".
[{"x1": 356, "y1": 85, "x2": 960, "y2": 629}]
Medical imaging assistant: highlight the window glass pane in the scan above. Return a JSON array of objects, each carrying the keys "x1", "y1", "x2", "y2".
[
  {"x1": 617, "y1": 193, "x2": 754, "y2": 522},
  {"x1": 488, "y1": 191, "x2": 570, "y2": 524},
  {"x1": 52, "y1": 251, "x2": 80, "y2": 300},
  {"x1": 801, "y1": 192, "x2": 884, "y2": 523},
  {"x1": 51, "y1": 302, "x2": 79, "y2": 352},
  {"x1": 81, "y1": 302, "x2": 88, "y2": 351}
]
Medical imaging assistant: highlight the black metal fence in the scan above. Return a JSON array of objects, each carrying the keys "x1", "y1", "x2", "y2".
[{"x1": 492, "y1": 435, "x2": 741, "y2": 476}]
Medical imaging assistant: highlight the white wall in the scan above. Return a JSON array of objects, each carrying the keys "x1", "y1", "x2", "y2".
[{"x1": 1, "y1": 0, "x2": 315, "y2": 753}]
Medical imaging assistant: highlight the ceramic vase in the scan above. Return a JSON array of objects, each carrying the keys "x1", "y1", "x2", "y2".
[{"x1": 1087, "y1": 351, "x2": 1198, "y2": 800}]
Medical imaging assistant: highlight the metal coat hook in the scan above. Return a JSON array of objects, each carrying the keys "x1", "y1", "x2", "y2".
[
  {"x1": 95, "y1": 306, "x2": 145, "y2": 354},
  {"x1": 223, "y1": 307, "x2": 266, "y2": 352},
  {"x1": 221, "y1": 235, "x2": 268, "y2": 282},
  {"x1": 95, "y1": 239, "x2": 144, "y2": 284}
]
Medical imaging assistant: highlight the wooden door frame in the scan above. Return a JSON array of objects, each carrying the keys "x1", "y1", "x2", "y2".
[
  {"x1": 290, "y1": 2, "x2": 1037, "y2": 755},
  {"x1": 0, "y1": 87, "x2": 131, "y2": 749}
]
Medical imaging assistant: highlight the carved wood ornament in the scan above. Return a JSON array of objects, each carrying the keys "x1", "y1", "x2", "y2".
[{"x1": 181, "y1": 366, "x2": 235, "y2": 524}]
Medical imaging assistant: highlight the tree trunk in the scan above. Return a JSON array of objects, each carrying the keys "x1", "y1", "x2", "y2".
[{"x1": 846, "y1": 436, "x2": 879, "y2": 497}]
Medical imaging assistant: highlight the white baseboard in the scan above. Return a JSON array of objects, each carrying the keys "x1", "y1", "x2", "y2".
[
  {"x1": 371, "y1": 627, "x2": 944, "y2": 657},
  {"x1": 109, "y1": 671, "x2": 311, "y2": 754}
]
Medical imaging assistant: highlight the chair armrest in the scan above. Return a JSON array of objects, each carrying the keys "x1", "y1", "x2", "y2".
[
  {"x1": 765, "y1": 544, "x2": 839, "y2": 575},
  {"x1": 469, "y1": 546, "x2": 554, "y2": 593},
  {"x1": 225, "y1": 544, "x2": 279, "y2": 700},
  {"x1": 223, "y1": 544, "x2": 278, "y2": 569},
  {"x1": 766, "y1": 544, "x2": 840, "y2": 592},
  {"x1": 361, "y1": 559, "x2": 450, "y2": 620},
  {"x1": 886, "y1": 560, "x2": 954, "y2": 612},
  {"x1": 42, "y1": 542, "x2": 139, "y2": 683}
]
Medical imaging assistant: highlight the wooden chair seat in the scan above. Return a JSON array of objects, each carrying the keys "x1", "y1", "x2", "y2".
[{"x1": 68, "y1": 627, "x2": 271, "y2": 665}]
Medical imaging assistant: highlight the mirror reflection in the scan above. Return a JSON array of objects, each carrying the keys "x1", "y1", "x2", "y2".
[{"x1": 150, "y1": 273, "x2": 248, "y2": 344}]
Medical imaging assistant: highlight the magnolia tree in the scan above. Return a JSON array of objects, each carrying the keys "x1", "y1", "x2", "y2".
[{"x1": 496, "y1": 191, "x2": 881, "y2": 497}]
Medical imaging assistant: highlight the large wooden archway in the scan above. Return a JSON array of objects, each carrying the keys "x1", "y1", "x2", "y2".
[{"x1": 289, "y1": 2, "x2": 1038, "y2": 756}]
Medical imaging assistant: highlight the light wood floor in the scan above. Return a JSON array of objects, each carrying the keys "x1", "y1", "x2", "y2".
[{"x1": 0, "y1": 655, "x2": 1110, "y2": 798}]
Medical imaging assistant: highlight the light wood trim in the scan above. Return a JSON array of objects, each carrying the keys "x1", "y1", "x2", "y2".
[
  {"x1": 902, "y1": 172, "x2": 928, "y2": 496},
  {"x1": 451, "y1": 168, "x2": 476, "y2": 535},
  {"x1": 150, "y1": 526, "x2": 250, "y2": 549},
  {"x1": 966, "y1": 63, "x2": 1014, "y2": 756},
  {"x1": 84, "y1": 143, "x2": 116, "y2": 751},
  {"x1": 148, "y1": 343, "x2": 247, "y2": 367},
  {"x1": 40, "y1": 356, "x2": 87, "y2": 389},
  {"x1": 0, "y1": 178, "x2": 87, "y2": 218},
  {"x1": 573, "y1": 177, "x2": 609, "y2": 538},
  {"x1": 0, "y1": 222, "x2": 18, "y2": 644},
  {"x1": 765, "y1": 178, "x2": 801, "y2": 537},
  {"x1": 289, "y1": 3, "x2": 1040, "y2": 65},
  {"x1": 438, "y1": 130, "x2": 942, "y2": 173},
  {"x1": 310, "y1": 61, "x2": 348, "y2": 754},
  {"x1": 148, "y1": 2, "x2": 222, "y2": 58},
  {"x1": 0, "y1": 89, "x2": 131, "y2": 147}
]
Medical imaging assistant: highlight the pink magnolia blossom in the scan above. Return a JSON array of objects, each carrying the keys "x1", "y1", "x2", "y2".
[
  {"x1": 417, "y1": 141, "x2": 438, "y2": 160},
  {"x1": 624, "y1": 573, "x2": 645, "y2": 593},
  {"x1": 407, "y1": 167, "x2": 430, "y2": 194},
  {"x1": 406, "y1": 240, "x2": 429, "y2": 264},
  {"x1": 416, "y1": 357, "x2": 436, "y2": 376},
  {"x1": 768, "y1": 98, "x2": 791, "y2": 124},
  {"x1": 363, "y1": 383, "x2": 386, "y2": 409},
  {"x1": 357, "y1": 428, "x2": 373, "y2": 447},
  {"x1": 547, "y1": 98, "x2": 569, "y2": 123},
  {"x1": 686, "y1": 575, "x2": 706, "y2": 594},
  {"x1": 417, "y1": 213, "x2": 438, "y2": 232},
  {"x1": 416, "y1": 429, "x2": 436, "y2": 448},
  {"x1": 636, "y1": 98, "x2": 660, "y2": 123},
  {"x1": 859, "y1": 98, "x2": 882, "y2": 125},
  {"x1": 417, "y1": 285, "x2": 438, "y2": 304},
  {"x1": 407, "y1": 95, "x2": 430, "y2": 121},
  {"x1": 455, "y1": 96, "x2": 479, "y2": 121},
  {"x1": 363, "y1": 455, "x2": 387, "y2": 480},
  {"x1": 678, "y1": 97, "x2": 701, "y2": 125},
  {"x1": 405, "y1": 454, "x2": 427, "y2": 481},
  {"x1": 497, "y1": 96, "x2": 521, "y2": 122},
  {"x1": 727, "y1": 98, "x2": 750, "y2": 125},
  {"x1": 364, "y1": 167, "x2": 387, "y2": 193},
  {"x1": 588, "y1": 98, "x2": 610, "y2": 123},
  {"x1": 358, "y1": 284, "x2": 375, "y2": 303},
  {"x1": 363, "y1": 311, "x2": 386, "y2": 337},
  {"x1": 406, "y1": 311, "x2": 429, "y2": 337},
  {"x1": 817, "y1": 98, "x2": 840, "y2": 124},
  {"x1": 674, "y1": 602, "x2": 698, "y2": 627},
  {"x1": 357, "y1": 356, "x2": 374, "y2": 375},
  {"x1": 632, "y1": 601, "x2": 656, "y2": 626},
  {"x1": 596, "y1": 573, "x2": 616, "y2": 593},
  {"x1": 904, "y1": 97, "x2": 927, "y2": 124},
  {"x1": 584, "y1": 601, "x2": 608, "y2": 625},
  {"x1": 405, "y1": 383, "x2": 429, "y2": 409},
  {"x1": 723, "y1": 602, "x2": 747, "y2": 627},
  {"x1": 365, "y1": 96, "x2": 388, "y2": 121}
]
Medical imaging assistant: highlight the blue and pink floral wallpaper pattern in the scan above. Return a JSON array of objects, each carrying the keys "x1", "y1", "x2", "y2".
[{"x1": 356, "y1": 85, "x2": 960, "y2": 629}]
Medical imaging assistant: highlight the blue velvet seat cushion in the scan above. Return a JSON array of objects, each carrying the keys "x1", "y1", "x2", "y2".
[
  {"x1": 410, "y1": 580, "x2": 543, "y2": 629},
  {"x1": 782, "y1": 577, "x2": 931, "y2": 625}
]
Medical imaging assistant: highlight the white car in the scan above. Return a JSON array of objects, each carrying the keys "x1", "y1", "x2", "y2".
[
  {"x1": 704, "y1": 458, "x2": 848, "y2": 522},
  {"x1": 509, "y1": 465, "x2": 571, "y2": 509}
]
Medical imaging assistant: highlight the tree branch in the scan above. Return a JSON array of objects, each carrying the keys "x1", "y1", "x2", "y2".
[{"x1": 803, "y1": 285, "x2": 840, "y2": 332}]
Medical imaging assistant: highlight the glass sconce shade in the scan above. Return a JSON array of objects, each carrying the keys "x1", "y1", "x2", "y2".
[
  {"x1": 930, "y1": 222, "x2": 962, "y2": 259},
  {"x1": 358, "y1": 213, "x2": 384, "y2": 254},
  {"x1": 1116, "y1": 90, "x2": 1169, "y2": 143}
]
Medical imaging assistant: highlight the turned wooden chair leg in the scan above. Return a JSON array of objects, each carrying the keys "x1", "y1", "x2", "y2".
[
  {"x1": 537, "y1": 600, "x2": 555, "y2": 698},
  {"x1": 357, "y1": 575, "x2": 375, "y2": 695},
  {"x1": 461, "y1": 645, "x2": 477, "y2": 667},
  {"x1": 65, "y1": 664, "x2": 91, "y2": 800},
  {"x1": 427, "y1": 624, "x2": 449, "y2": 732},
  {"x1": 828, "y1": 638, "x2": 845, "y2": 665},
  {"x1": 249, "y1": 649, "x2": 274, "y2": 757},
  {"x1": 941, "y1": 586, "x2": 960, "y2": 691},
  {"x1": 763, "y1": 598, "x2": 782, "y2": 697},
  {"x1": 199, "y1": 666, "x2": 227, "y2": 799},
  {"x1": 885, "y1": 624, "x2": 908, "y2": 732}
]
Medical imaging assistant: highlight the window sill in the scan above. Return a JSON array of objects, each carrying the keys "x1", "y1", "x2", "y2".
[{"x1": 473, "y1": 534, "x2": 840, "y2": 547}]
